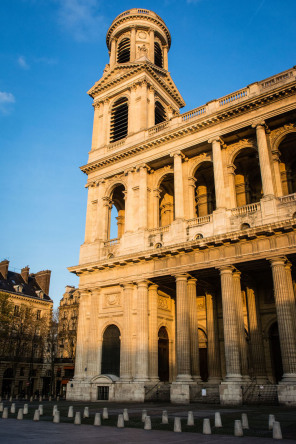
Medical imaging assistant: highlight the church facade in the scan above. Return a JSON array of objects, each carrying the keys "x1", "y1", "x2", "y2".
[{"x1": 67, "y1": 9, "x2": 296, "y2": 405}]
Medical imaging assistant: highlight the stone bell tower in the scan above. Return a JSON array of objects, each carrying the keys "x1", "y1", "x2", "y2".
[{"x1": 88, "y1": 8, "x2": 185, "y2": 153}]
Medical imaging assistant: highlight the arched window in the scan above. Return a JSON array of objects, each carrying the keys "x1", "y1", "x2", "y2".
[
  {"x1": 233, "y1": 148, "x2": 262, "y2": 207},
  {"x1": 155, "y1": 101, "x2": 166, "y2": 125},
  {"x1": 278, "y1": 133, "x2": 296, "y2": 195},
  {"x1": 117, "y1": 38, "x2": 130, "y2": 63},
  {"x1": 101, "y1": 325, "x2": 120, "y2": 376},
  {"x1": 110, "y1": 97, "x2": 128, "y2": 142},
  {"x1": 194, "y1": 162, "x2": 216, "y2": 217},
  {"x1": 159, "y1": 173, "x2": 174, "y2": 227},
  {"x1": 154, "y1": 42, "x2": 163, "y2": 68},
  {"x1": 108, "y1": 184, "x2": 125, "y2": 239}
]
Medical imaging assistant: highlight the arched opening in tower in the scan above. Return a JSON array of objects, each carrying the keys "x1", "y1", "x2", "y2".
[
  {"x1": 110, "y1": 97, "x2": 128, "y2": 143},
  {"x1": 101, "y1": 324, "x2": 121, "y2": 377},
  {"x1": 233, "y1": 148, "x2": 262, "y2": 207},
  {"x1": 278, "y1": 133, "x2": 296, "y2": 195}
]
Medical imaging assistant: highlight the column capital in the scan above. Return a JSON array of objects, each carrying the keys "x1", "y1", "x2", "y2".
[
  {"x1": 170, "y1": 150, "x2": 185, "y2": 159},
  {"x1": 121, "y1": 282, "x2": 134, "y2": 290},
  {"x1": 208, "y1": 136, "x2": 225, "y2": 147},
  {"x1": 269, "y1": 256, "x2": 287, "y2": 267},
  {"x1": 174, "y1": 273, "x2": 189, "y2": 281},
  {"x1": 285, "y1": 260, "x2": 292, "y2": 271},
  {"x1": 137, "y1": 280, "x2": 149, "y2": 288},
  {"x1": 136, "y1": 163, "x2": 151, "y2": 172},
  {"x1": 233, "y1": 269, "x2": 241, "y2": 278},
  {"x1": 251, "y1": 120, "x2": 269, "y2": 131},
  {"x1": 148, "y1": 283, "x2": 159, "y2": 291},
  {"x1": 217, "y1": 265, "x2": 235, "y2": 274},
  {"x1": 187, "y1": 277, "x2": 197, "y2": 285},
  {"x1": 90, "y1": 287, "x2": 101, "y2": 297}
]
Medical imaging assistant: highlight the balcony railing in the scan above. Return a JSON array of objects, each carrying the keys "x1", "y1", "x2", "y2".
[
  {"x1": 231, "y1": 202, "x2": 261, "y2": 217},
  {"x1": 278, "y1": 193, "x2": 296, "y2": 204},
  {"x1": 104, "y1": 238, "x2": 119, "y2": 247},
  {"x1": 187, "y1": 214, "x2": 212, "y2": 227},
  {"x1": 181, "y1": 105, "x2": 206, "y2": 122},
  {"x1": 148, "y1": 121, "x2": 169, "y2": 136},
  {"x1": 148, "y1": 225, "x2": 170, "y2": 234},
  {"x1": 219, "y1": 88, "x2": 248, "y2": 106}
]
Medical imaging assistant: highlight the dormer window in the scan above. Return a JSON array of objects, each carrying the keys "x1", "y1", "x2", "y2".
[
  {"x1": 110, "y1": 97, "x2": 128, "y2": 142},
  {"x1": 154, "y1": 42, "x2": 163, "y2": 68},
  {"x1": 117, "y1": 38, "x2": 130, "y2": 63},
  {"x1": 36, "y1": 290, "x2": 44, "y2": 299},
  {"x1": 13, "y1": 284, "x2": 23, "y2": 293}
]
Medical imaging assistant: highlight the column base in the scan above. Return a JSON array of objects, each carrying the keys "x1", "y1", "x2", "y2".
[
  {"x1": 192, "y1": 375, "x2": 203, "y2": 383},
  {"x1": 278, "y1": 383, "x2": 296, "y2": 406},
  {"x1": 219, "y1": 382, "x2": 242, "y2": 405},
  {"x1": 170, "y1": 382, "x2": 191, "y2": 404},
  {"x1": 224, "y1": 373, "x2": 243, "y2": 383},
  {"x1": 280, "y1": 373, "x2": 296, "y2": 384},
  {"x1": 207, "y1": 376, "x2": 222, "y2": 384},
  {"x1": 176, "y1": 374, "x2": 193, "y2": 383}
]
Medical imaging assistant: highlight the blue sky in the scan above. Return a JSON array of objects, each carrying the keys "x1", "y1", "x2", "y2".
[{"x1": 0, "y1": 0, "x2": 295, "y2": 307}]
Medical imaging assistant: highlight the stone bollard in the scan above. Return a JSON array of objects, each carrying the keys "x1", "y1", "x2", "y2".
[
  {"x1": 269, "y1": 414, "x2": 276, "y2": 430},
  {"x1": 30, "y1": 396, "x2": 33, "y2": 403},
  {"x1": 23, "y1": 404, "x2": 29, "y2": 415},
  {"x1": 234, "y1": 419, "x2": 243, "y2": 437},
  {"x1": 17, "y1": 409, "x2": 23, "y2": 420},
  {"x1": 144, "y1": 416, "x2": 152, "y2": 430},
  {"x1": 142, "y1": 409, "x2": 147, "y2": 422},
  {"x1": 242, "y1": 413, "x2": 249, "y2": 429},
  {"x1": 203, "y1": 418, "x2": 212, "y2": 435},
  {"x1": 10, "y1": 403, "x2": 16, "y2": 414},
  {"x1": 102, "y1": 407, "x2": 108, "y2": 420},
  {"x1": 53, "y1": 405, "x2": 58, "y2": 416},
  {"x1": 117, "y1": 414, "x2": 124, "y2": 428},
  {"x1": 123, "y1": 408, "x2": 129, "y2": 421},
  {"x1": 83, "y1": 407, "x2": 89, "y2": 418},
  {"x1": 215, "y1": 412, "x2": 222, "y2": 428},
  {"x1": 74, "y1": 412, "x2": 81, "y2": 425},
  {"x1": 39, "y1": 396, "x2": 42, "y2": 403},
  {"x1": 33, "y1": 410, "x2": 40, "y2": 421},
  {"x1": 174, "y1": 417, "x2": 182, "y2": 433},
  {"x1": 9, "y1": 396, "x2": 12, "y2": 402},
  {"x1": 162, "y1": 410, "x2": 169, "y2": 424},
  {"x1": 187, "y1": 411, "x2": 194, "y2": 426},
  {"x1": 273, "y1": 421, "x2": 282, "y2": 440},
  {"x1": 53, "y1": 411, "x2": 60, "y2": 423},
  {"x1": 68, "y1": 406, "x2": 74, "y2": 418},
  {"x1": 94, "y1": 412, "x2": 101, "y2": 426},
  {"x1": 0, "y1": 402, "x2": 3, "y2": 412},
  {"x1": 2, "y1": 407, "x2": 9, "y2": 419},
  {"x1": 57, "y1": 396, "x2": 60, "y2": 402},
  {"x1": 38, "y1": 405, "x2": 43, "y2": 416},
  {"x1": 49, "y1": 396, "x2": 52, "y2": 402}
]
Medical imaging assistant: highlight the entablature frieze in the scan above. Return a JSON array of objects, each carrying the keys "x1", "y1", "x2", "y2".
[
  {"x1": 69, "y1": 219, "x2": 296, "y2": 282},
  {"x1": 82, "y1": 84, "x2": 296, "y2": 175}
]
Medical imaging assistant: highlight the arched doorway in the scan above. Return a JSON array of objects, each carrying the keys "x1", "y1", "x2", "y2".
[
  {"x1": 2, "y1": 368, "x2": 14, "y2": 396},
  {"x1": 198, "y1": 328, "x2": 208, "y2": 381},
  {"x1": 158, "y1": 326, "x2": 169, "y2": 381},
  {"x1": 101, "y1": 325, "x2": 120, "y2": 377},
  {"x1": 269, "y1": 322, "x2": 283, "y2": 383}
]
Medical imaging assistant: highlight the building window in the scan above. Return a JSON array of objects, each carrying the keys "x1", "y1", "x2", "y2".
[
  {"x1": 154, "y1": 42, "x2": 163, "y2": 68},
  {"x1": 117, "y1": 38, "x2": 130, "y2": 63},
  {"x1": 110, "y1": 97, "x2": 128, "y2": 142},
  {"x1": 36, "y1": 310, "x2": 41, "y2": 320},
  {"x1": 155, "y1": 101, "x2": 166, "y2": 125},
  {"x1": 14, "y1": 305, "x2": 20, "y2": 316}
]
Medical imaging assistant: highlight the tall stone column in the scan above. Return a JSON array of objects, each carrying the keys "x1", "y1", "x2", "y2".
[
  {"x1": 175, "y1": 274, "x2": 192, "y2": 381},
  {"x1": 140, "y1": 81, "x2": 148, "y2": 130},
  {"x1": 252, "y1": 122, "x2": 275, "y2": 197},
  {"x1": 246, "y1": 283, "x2": 267, "y2": 382},
  {"x1": 124, "y1": 169, "x2": 134, "y2": 233},
  {"x1": 188, "y1": 177, "x2": 196, "y2": 219},
  {"x1": 110, "y1": 38, "x2": 116, "y2": 68},
  {"x1": 206, "y1": 292, "x2": 222, "y2": 383},
  {"x1": 147, "y1": 86, "x2": 155, "y2": 128},
  {"x1": 101, "y1": 99, "x2": 110, "y2": 146},
  {"x1": 233, "y1": 270, "x2": 249, "y2": 379},
  {"x1": 91, "y1": 102, "x2": 102, "y2": 150},
  {"x1": 163, "y1": 45, "x2": 168, "y2": 70},
  {"x1": 94, "y1": 180, "x2": 106, "y2": 240},
  {"x1": 138, "y1": 165, "x2": 148, "y2": 230},
  {"x1": 120, "y1": 283, "x2": 133, "y2": 381},
  {"x1": 209, "y1": 138, "x2": 226, "y2": 209},
  {"x1": 101, "y1": 196, "x2": 112, "y2": 240},
  {"x1": 285, "y1": 262, "x2": 296, "y2": 343},
  {"x1": 84, "y1": 185, "x2": 96, "y2": 243},
  {"x1": 148, "y1": 284, "x2": 159, "y2": 381},
  {"x1": 227, "y1": 164, "x2": 237, "y2": 208},
  {"x1": 187, "y1": 278, "x2": 201, "y2": 381},
  {"x1": 135, "y1": 281, "x2": 149, "y2": 381},
  {"x1": 272, "y1": 150, "x2": 283, "y2": 197},
  {"x1": 74, "y1": 290, "x2": 91, "y2": 379},
  {"x1": 130, "y1": 26, "x2": 136, "y2": 61},
  {"x1": 129, "y1": 85, "x2": 137, "y2": 134},
  {"x1": 172, "y1": 152, "x2": 185, "y2": 220},
  {"x1": 87, "y1": 288, "x2": 100, "y2": 377},
  {"x1": 148, "y1": 28, "x2": 154, "y2": 63},
  {"x1": 219, "y1": 266, "x2": 242, "y2": 381},
  {"x1": 270, "y1": 257, "x2": 296, "y2": 382}
]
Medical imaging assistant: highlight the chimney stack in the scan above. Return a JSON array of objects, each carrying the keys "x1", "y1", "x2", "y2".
[
  {"x1": 21, "y1": 266, "x2": 30, "y2": 283},
  {"x1": 0, "y1": 260, "x2": 9, "y2": 280},
  {"x1": 35, "y1": 270, "x2": 51, "y2": 295}
]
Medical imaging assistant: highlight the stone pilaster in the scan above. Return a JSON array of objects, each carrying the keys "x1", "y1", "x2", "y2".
[
  {"x1": 210, "y1": 138, "x2": 226, "y2": 209},
  {"x1": 246, "y1": 284, "x2": 267, "y2": 382},
  {"x1": 285, "y1": 262, "x2": 296, "y2": 344},
  {"x1": 148, "y1": 28, "x2": 154, "y2": 63},
  {"x1": 187, "y1": 278, "x2": 201, "y2": 381},
  {"x1": 270, "y1": 257, "x2": 296, "y2": 382},
  {"x1": 172, "y1": 152, "x2": 185, "y2": 220},
  {"x1": 84, "y1": 185, "x2": 96, "y2": 243},
  {"x1": 124, "y1": 170, "x2": 134, "y2": 233},
  {"x1": 233, "y1": 270, "x2": 249, "y2": 380},
  {"x1": 87, "y1": 288, "x2": 100, "y2": 377},
  {"x1": 219, "y1": 266, "x2": 242, "y2": 381},
  {"x1": 135, "y1": 281, "x2": 149, "y2": 381},
  {"x1": 94, "y1": 180, "x2": 106, "y2": 240},
  {"x1": 252, "y1": 122, "x2": 275, "y2": 197},
  {"x1": 148, "y1": 284, "x2": 159, "y2": 381},
  {"x1": 175, "y1": 274, "x2": 192, "y2": 381},
  {"x1": 120, "y1": 283, "x2": 133, "y2": 381},
  {"x1": 206, "y1": 292, "x2": 222, "y2": 383},
  {"x1": 163, "y1": 45, "x2": 168, "y2": 70},
  {"x1": 138, "y1": 165, "x2": 148, "y2": 230},
  {"x1": 130, "y1": 26, "x2": 136, "y2": 61},
  {"x1": 74, "y1": 290, "x2": 91, "y2": 379}
]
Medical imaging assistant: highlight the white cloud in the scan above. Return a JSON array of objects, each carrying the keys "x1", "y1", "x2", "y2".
[
  {"x1": 0, "y1": 91, "x2": 15, "y2": 115},
  {"x1": 55, "y1": 0, "x2": 105, "y2": 42},
  {"x1": 18, "y1": 55, "x2": 30, "y2": 69}
]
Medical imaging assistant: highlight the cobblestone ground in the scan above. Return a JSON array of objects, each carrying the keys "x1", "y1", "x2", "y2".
[{"x1": 0, "y1": 399, "x2": 295, "y2": 442}]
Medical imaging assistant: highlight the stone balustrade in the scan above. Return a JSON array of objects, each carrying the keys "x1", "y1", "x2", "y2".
[
  {"x1": 187, "y1": 215, "x2": 212, "y2": 227},
  {"x1": 231, "y1": 202, "x2": 261, "y2": 217}
]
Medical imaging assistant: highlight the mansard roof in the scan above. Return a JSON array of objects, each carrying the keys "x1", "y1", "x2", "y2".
[{"x1": 0, "y1": 270, "x2": 52, "y2": 302}]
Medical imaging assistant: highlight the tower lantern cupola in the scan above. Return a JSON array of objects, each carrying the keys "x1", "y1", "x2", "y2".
[{"x1": 106, "y1": 8, "x2": 171, "y2": 69}]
